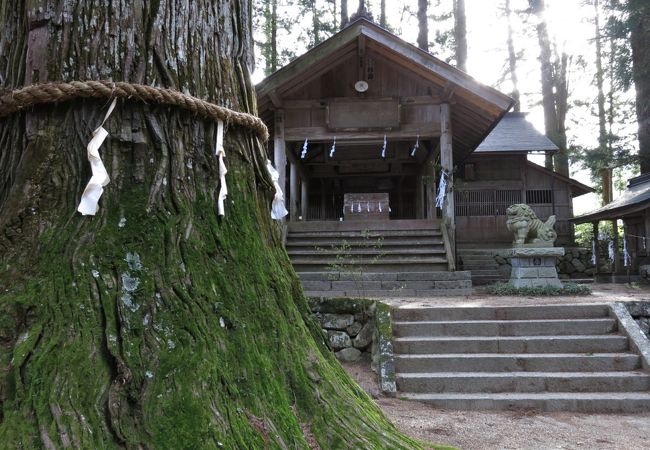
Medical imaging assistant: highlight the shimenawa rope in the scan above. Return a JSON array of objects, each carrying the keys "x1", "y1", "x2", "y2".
[{"x1": 0, "y1": 80, "x2": 269, "y2": 141}]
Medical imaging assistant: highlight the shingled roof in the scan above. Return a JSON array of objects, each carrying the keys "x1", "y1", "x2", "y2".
[
  {"x1": 476, "y1": 112, "x2": 559, "y2": 153},
  {"x1": 573, "y1": 174, "x2": 650, "y2": 223}
]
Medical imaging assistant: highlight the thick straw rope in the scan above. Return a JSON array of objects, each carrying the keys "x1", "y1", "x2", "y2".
[{"x1": 0, "y1": 80, "x2": 269, "y2": 141}]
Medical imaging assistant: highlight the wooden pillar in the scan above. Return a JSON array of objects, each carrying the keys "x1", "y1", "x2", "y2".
[
  {"x1": 290, "y1": 162, "x2": 299, "y2": 221},
  {"x1": 273, "y1": 111, "x2": 286, "y2": 209},
  {"x1": 425, "y1": 159, "x2": 436, "y2": 220},
  {"x1": 592, "y1": 221, "x2": 601, "y2": 275},
  {"x1": 645, "y1": 209, "x2": 650, "y2": 257},
  {"x1": 612, "y1": 218, "x2": 621, "y2": 273},
  {"x1": 440, "y1": 103, "x2": 455, "y2": 245},
  {"x1": 415, "y1": 175, "x2": 423, "y2": 219},
  {"x1": 301, "y1": 177, "x2": 309, "y2": 220}
]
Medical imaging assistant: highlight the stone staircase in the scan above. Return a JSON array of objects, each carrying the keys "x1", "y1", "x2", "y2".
[
  {"x1": 392, "y1": 304, "x2": 650, "y2": 412},
  {"x1": 457, "y1": 249, "x2": 507, "y2": 285},
  {"x1": 287, "y1": 220, "x2": 472, "y2": 297}
]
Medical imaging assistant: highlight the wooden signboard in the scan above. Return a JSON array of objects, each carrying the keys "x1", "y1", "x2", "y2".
[{"x1": 327, "y1": 98, "x2": 400, "y2": 130}]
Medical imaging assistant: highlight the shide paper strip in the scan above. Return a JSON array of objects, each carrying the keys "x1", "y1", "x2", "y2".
[
  {"x1": 265, "y1": 159, "x2": 289, "y2": 220},
  {"x1": 77, "y1": 98, "x2": 117, "y2": 216},
  {"x1": 216, "y1": 119, "x2": 228, "y2": 216}
]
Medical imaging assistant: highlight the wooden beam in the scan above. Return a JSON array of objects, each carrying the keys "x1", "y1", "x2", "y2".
[
  {"x1": 284, "y1": 123, "x2": 440, "y2": 142},
  {"x1": 282, "y1": 96, "x2": 444, "y2": 109}
]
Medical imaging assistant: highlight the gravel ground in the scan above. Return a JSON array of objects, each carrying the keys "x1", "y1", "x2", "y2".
[
  {"x1": 342, "y1": 285, "x2": 650, "y2": 450},
  {"x1": 343, "y1": 360, "x2": 650, "y2": 450}
]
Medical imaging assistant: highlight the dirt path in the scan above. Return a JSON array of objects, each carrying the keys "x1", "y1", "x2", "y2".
[{"x1": 343, "y1": 360, "x2": 650, "y2": 450}]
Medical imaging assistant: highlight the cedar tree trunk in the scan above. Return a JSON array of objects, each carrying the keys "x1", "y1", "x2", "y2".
[
  {"x1": 630, "y1": 2, "x2": 650, "y2": 174},
  {"x1": 0, "y1": 1, "x2": 424, "y2": 448}
]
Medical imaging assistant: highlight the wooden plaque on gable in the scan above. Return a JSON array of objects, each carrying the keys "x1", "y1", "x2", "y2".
[{"x1": 327, "y1": 98, "x2": 400, "y2": 131}]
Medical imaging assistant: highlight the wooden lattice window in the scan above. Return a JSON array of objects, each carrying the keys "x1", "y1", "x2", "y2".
[
  {"x1": 455, "y1": 190, "x2": 522, "y2": 216},
  {"x1": 526, "y1": 189, "x2": 554, "y2": 204}
]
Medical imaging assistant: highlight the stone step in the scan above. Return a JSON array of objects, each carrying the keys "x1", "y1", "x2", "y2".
[
  {"x1": 287, "y1": 248, "x2": 446, "y2": 257},
  {"x1": 392, "y1": 304, "x2": 611, "y2": 322},
  {"x1": 392, "y1": 319, "x2": 617, "y2": 338},
  {"x1": 396, "y1": 371, "x2": 650, "y2": 393},
  {"x1": 468, "y1": 269, "x2": 504, "y2": 275},
  {"x1": 394, "y1": 353, "x2": 641, "y2": 373},
  {"x1": 460, "y1": 257, "x2": 499, "y2": 264},
  {"x1": 287, "y1": 229, "x2": 441, "y2": 239},
  {"x1": 398, "y1": 392, "x2": 650, "y2": 413},
  {"x1": 304, "y1": 288, "x2": 473, "y2": 298},
  {"x1": 286, "y1": 238, "x2": 444, "y2": 247},
  {"x1": 298, "y1": 271, "x2": 472, "y2": 282},
  {"x1": 393, "y1": 335, "x2": 629, "y2": 354},
  {"x1": 303, "y1": 279, "x2": 472, "y2": 292}
]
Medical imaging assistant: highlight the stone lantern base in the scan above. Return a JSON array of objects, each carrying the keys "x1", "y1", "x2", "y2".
[{"x1": 510, "y1": 247, "x2": 565, "y2": 288}]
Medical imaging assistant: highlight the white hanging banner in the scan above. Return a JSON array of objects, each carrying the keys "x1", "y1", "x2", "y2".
[
  {"x1": 435, "y1": 170, "x2": 448, "y2": 209},
  {"x1": 301, "y1": 138, "x2": 309, "y2": 159},
  {"x1": 215, "y1": 120, "x2": 228, "y2": 216},
  {"x1": 410, "y1": 135, "x2": 419, "y2": 157},
  {"x1": 265, "y1": 159, "x2": 289, "y2": 220},
  {"x1": 591, "y1": 238, "x2": 597, "y2": 266},
  {"x1": 77, "y1": 98, "x2": 118, "y2": 216},
  {"x1": 623, "y1": 234, "x2": 631, "y2": 267}
]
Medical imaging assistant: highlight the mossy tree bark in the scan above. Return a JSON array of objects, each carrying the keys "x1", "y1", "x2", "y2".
[{"x1": 0, "y1": 1, "x2": 426, "y2": 448}]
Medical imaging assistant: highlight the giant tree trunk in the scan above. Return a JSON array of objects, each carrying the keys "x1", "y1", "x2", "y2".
[
  {"x1": 630, "y1": 2, "x2": 650, "y2": 174},
  {"x1": 0, "y1": 2, "x2": 422, "y2": 448}
]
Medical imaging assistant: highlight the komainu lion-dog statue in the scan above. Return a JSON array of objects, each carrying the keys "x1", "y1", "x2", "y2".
[{"x1": 505, "y1": 204, "x2": 557, "y2": 246}]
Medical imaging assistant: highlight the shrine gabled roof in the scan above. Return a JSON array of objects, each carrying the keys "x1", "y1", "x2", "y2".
[
  {"x1": 256, "y1": 18, "x2": 514, "y2": 160},
  {"x1": 476, "y1": 113, "x2": 559, "y2": 153},
  {"x1": 572, "y1": 174, "x2": 650, "y2": 223}
]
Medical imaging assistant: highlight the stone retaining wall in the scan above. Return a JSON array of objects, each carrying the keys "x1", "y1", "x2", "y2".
[
  {"x1": 308, "y1": 298, "x2": 377, "y2": 364},
  {"x1": 625, "y1": 302, "x2": 650, "y2": 339},
  {"x1": 493, "y1": 247, "x2": 596, "y2": 279}
]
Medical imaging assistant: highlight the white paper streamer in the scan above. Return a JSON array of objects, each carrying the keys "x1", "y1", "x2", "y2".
[
  {"x1": 410, "y1": 135, "x2": 419, "y2": 157},
  {"x1": 265, "y1": 159, "x2": 288, "y2": 220},
  {"x1": 329, "y1": 137, "x2": 336, "y2": 158},
  {"x1": 591, "y1": 238, "x2": 597, "y2": 266},
  {"x1": 367, "y1": 201, "x2": 370, "y2": 212},
  {"x1": 435, "y1": 171, "x2": 448, "y2": 209},
  {"x1": 379, "y1": 202, "x2": 382, "y2": 213},
  {"x1": 77, "y1": 98, "x2": 117, "y2": 216},
  {"x1": 301, "y1": 138, "x2": 309, "y2": 159},
  {"x1": 623, "y1": 234, "x2": 631, "y2": 267},
  {"x1": 381, "y1": 134, "x2": 387, "y2": 159},
  {"x1": 216, "y1": 120, "x2": 228, "y2": 216},
  {"x1": 608, "y1": 239, "x2": 615, "y2": 261}
]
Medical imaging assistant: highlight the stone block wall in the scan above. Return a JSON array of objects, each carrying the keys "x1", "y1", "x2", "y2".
[
  {"x1": 625, "y1": 302, "x2": 650, "y2": 338},
  {"x1": 308, "y1": 298, "x2": 377, "y2": 364},
  {"x1": 493, "y1": 247, "x2": 596, "y2": 279}
]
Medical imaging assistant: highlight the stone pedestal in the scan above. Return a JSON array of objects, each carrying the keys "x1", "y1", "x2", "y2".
[{"x1": 510, "y1": 247, "x2": 565, "y2": 288}]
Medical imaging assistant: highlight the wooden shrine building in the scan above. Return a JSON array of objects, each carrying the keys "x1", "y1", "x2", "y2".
[{"x1": 256, "y1": 17, "x2": 591, "y2": 295}]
